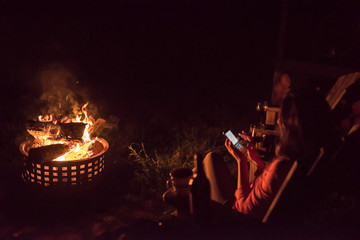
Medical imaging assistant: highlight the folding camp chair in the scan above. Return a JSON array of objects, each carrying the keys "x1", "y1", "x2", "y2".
[
  {"x1": 262, "y1": 160, "x2": 298, "y2": 223},
  {"x1": 326, "y1": 72, "x2": 360, "y2": 111}
]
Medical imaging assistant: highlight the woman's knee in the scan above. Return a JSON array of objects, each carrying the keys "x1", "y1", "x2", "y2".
[
  {"x1": 203, "y1": 152, "x2": 224, "y2": 171},
  {"x1": 204, "y1": 152, "x2": 217, "y2": 168}
]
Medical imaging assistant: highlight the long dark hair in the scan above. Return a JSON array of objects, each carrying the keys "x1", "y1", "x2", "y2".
[{"x1": 276, "y1": 89, "x2": 332, "y2": 160}]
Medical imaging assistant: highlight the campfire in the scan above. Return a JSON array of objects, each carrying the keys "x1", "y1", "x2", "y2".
[{"x1": 20, "y1": 102, "x2": 108, "y2": 187}]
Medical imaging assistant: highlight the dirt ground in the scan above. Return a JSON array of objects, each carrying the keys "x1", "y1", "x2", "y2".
[{"x1": 1, "y1": 163, "x2": 359, "y2": 240}]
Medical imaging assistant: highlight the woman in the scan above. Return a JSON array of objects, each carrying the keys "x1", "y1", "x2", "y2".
[{"x1": 203, "y1": 89, "x2": 332, "y2": 221}]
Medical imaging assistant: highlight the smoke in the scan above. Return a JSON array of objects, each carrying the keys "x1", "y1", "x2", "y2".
[
  {"x1": 37, "y1": 63, "x2": 91, "y2": 121},
  {"x1": 39, "y1": 64, "x2": 75, "y2": 104},
  {"x1": 35, "y1": 63, "x2": 118, "y2": 138}
]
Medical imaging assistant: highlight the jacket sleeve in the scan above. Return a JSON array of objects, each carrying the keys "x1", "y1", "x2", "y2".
[{"x1": 233, "y1": 158, "x2": 292, "y2": 220}]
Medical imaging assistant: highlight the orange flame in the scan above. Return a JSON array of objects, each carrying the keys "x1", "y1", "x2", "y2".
[
  {"x1": 38, "y1": 115, "x2": 53, "y2": 122},
  {"x1": 31, "y1": 102, "x2": 98, "y2": 162}
]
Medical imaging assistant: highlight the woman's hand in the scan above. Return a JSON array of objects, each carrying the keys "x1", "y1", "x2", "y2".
[
  {"x1": 225, "y1": 138, "x2": 247, "y2": 163},
  {"x1": 225, "y1": 134, "x2": 250, "y2": 190},
  {"x1": 238, "y1": 131, "x2": 258, "y2": 160},
  {"x1": 239, "y1": 131, "x2": 266, "y2": 171}
]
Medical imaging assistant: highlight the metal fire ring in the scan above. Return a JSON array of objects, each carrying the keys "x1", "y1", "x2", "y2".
[{"x1": 19, "y1": 138, "x2": 109, "y2": 187}]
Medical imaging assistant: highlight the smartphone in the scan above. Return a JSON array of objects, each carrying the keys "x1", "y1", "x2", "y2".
[{"x1": 224, "y1": 130, "x2": 243, "y2": 150}]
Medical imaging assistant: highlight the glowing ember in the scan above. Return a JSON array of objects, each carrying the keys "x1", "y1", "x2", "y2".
[{"x1": 26, "y1": 102, "x2": 102, "y2": 162}]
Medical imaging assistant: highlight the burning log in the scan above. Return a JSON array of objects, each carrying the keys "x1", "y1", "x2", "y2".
[
  {"x1": 88, "y1": 118, "x2": 106, "y2": 138},
  {"x1": 26, "y1": 120, "x2": 60, "y2": 138},
  {"x1": 59, "y1": 122, "x2": 87, "y2": 139},
  {"x1": 28, "y1": 144, "x2": 70, "y2": 164},
  {"x1": 92, "y1": 140, "x2": 104, "y2": 155}
]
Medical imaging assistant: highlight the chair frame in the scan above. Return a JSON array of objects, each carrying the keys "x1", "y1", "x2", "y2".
[{"x1": 262, "y1": 160, "x2": 298, "y2": 223}]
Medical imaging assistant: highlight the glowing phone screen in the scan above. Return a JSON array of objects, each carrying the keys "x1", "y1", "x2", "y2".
[{"x1": 225, "y1": 130, "x2": 241, "y2": 149}]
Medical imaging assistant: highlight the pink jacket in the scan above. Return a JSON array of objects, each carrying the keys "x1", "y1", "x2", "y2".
[{"x1": 233, "y1": 157, "x2": 294, "y2": 220}]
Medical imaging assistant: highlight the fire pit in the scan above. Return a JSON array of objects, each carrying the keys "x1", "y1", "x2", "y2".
[
  {"x1": 20, "y1": 138, "x2": 108, "y2": 187},
  {"x1": 19, "y1": 102, "x2": 109, "y2": 187}
]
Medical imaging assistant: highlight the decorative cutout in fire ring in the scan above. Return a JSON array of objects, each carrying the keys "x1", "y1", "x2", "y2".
[{"x1": 20, "y1": 138, "x2": 108, "y2": 187}]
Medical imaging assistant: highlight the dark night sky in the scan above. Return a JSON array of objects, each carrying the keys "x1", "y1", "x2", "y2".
[
  {"x1": 1, "y1": 1, "x2": 279, "y2": 121},
  {"x1": 1, "y1": 0, "x2": 359, "y2": 125}
]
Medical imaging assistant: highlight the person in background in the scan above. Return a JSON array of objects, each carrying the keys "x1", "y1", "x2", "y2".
[
  {"x1": 203, "y1": 89, "x2": 332, "y2": 221},
  {"x1": 333, "y1": 80, "x2": 360, "y2": 137},
  {"x1": 333, "y1": 98, "x2": 360, "y2": 194},
  {"x1": 338, "y1": 97, "x2": 360, "y2": 137},
  {"x1": 271, "y1": 72, "x2": 291, "y2": 106},
  {"x1": 347, "y1": 100, "x2": 360, "y2": 135}
]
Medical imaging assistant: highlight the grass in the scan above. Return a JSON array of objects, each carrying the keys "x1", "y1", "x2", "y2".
[{"x1": 125, "y1": 127, "x2": 227, "y2": 204}]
